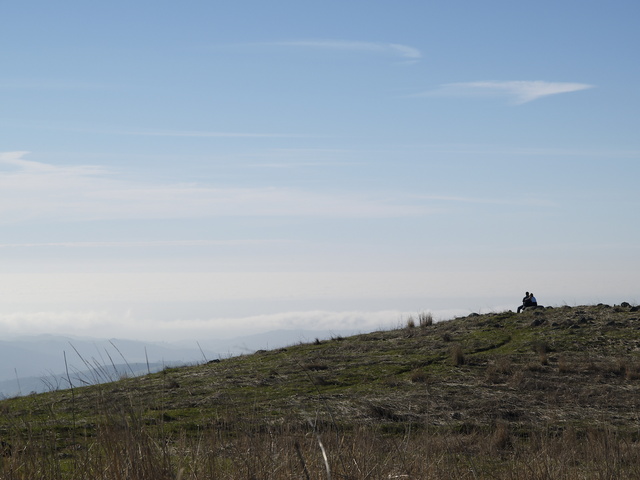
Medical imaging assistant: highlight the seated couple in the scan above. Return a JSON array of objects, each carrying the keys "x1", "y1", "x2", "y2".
[{"x1": 517, "y1": 292, "x2": 537, "y2": 313}]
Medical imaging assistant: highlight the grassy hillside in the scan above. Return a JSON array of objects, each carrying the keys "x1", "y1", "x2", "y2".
[{"x1": 1, "y1": 303, "x2": 640, "y2": 479}]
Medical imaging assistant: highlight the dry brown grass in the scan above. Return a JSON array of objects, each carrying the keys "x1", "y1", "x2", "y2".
[{"x1": 2, "y1": 417, "x2": 640, "y2": 479}]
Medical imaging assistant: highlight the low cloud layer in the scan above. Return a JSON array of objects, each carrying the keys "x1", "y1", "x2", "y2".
[{"x1": 0, "y1": 308, "x2": 464, "y2": 342}]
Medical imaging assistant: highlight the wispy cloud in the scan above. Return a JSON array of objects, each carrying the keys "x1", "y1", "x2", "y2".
[
  {"x1": 0, "y1": 150, "x2": 107, "y2": 176},
  {"x1": 411, "y1": 194, "x2": 556, "y2": 208},
  {"x1": 121, "y1": 130, "x2": 300, "y2": 138},
  {"x1": 267, "y1": 40, "x2": 422, "y2": 61},
  {"x1": 246, "y1": 162, "x2": 363, "y2": 169},
  {"x1": 406, "y1": 144, "x2": 640, "y2": 158},
  {"x1": 0, "y1": 124, "x2": 304, "y2": 139},
  {"x1": 0, "y1": 240, "x2": 287, "y2": 248},
  {"x1": 241, "y1": 148, "x2": 364, "y2": 167},
  {"x1": 419, "y1": 81, "x2": 594, "y2": 104},
  {"x1": 0, "y1": 151, "x2": 438, "y2": 223},
  {"x1": 0, "y1": 80, "x2": 114, "y2": 90}
]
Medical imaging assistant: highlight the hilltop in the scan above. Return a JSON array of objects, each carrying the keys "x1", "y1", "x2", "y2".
[{"x1": 1, "y1": 303, "x2": 640, "y2": 479}]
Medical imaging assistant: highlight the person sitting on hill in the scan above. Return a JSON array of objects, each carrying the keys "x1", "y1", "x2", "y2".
[
  {"x1": 529, "y1": 293, "x2": 538, "y2": 307},
  {"x1": 517, "y1": 292, "x2": 531, "y2": 313}
]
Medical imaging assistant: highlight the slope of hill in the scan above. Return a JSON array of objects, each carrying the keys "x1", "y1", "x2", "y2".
[
  {"x1": 1, "y1": 303, "x2": 640, "y2": 479},
  {"x1": 0, "y1": 329, "x2": 359, "y2": 397}
]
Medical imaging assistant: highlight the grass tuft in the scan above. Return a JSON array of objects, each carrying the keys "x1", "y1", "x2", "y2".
[
  {"x1": 451, "y1": 344, "x2": 465, "y2": 366},
  {"x1": 419, "y1": 312, "x2": 433, "y2": 327}
]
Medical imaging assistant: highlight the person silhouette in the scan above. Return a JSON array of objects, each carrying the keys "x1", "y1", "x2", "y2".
[{"x1": 517, "y1": 292, "x2": 531, "y2": 313}]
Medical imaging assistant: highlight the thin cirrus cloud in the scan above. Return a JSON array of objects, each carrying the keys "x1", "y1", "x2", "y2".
[
  {"x1": 0, "y1": 80, "x2": 114, "y2": 90},
  {"x1": 411, "y1": 194, "x2": 556, "y2": 208},
  {"x1": 266, "y1": 40, "x2": 422, "y2": 61},
  {"x1": 420, "y1": 81, "x2": 594, "y2": 104},
  {"x1": 0, "y1": 151, "x2": 437, "y2": 223},
  {"x1": 0, "y1": 240, "x2": 287, "y2": 248},
  {"x1": 6, "y1": 124, "x2": 302, "y2": 139},
  {"x1": 120, "y1": 130, "x2": 301, "y2": 138}
]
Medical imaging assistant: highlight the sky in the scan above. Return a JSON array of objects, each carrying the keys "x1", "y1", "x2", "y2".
[{"x1": 1, "y1": 1, "x2": 639, "y2": 342}]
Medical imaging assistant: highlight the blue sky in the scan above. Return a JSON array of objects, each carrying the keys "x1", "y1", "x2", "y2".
[{"x1": 1, "y1": 1, "x2": 639, "y2": 341}]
